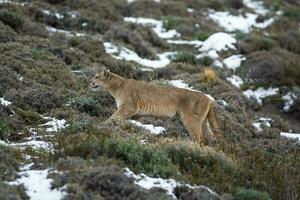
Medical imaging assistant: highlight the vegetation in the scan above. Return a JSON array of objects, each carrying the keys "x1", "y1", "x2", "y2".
[{"x1": 0, "y1": 0, "x2": 299, "y2": 199}]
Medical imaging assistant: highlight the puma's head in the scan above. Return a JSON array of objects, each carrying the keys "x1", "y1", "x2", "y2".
[{"x1": 90, "y1": 68, "x2": 112, "y2": 90}]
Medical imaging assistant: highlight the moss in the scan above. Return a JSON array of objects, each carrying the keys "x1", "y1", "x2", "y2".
[{"x1": 234, "y1": 188, "x2": 271, "y2": 200}]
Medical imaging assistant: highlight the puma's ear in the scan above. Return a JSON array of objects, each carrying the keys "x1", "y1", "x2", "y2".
[{"x1": 103, "y1": 68, "x2": 110, "y2": 78}]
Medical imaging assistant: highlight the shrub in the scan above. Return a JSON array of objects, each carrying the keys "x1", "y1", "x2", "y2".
[
  {"x1": 0, "y1": 182, "x2": 29, "y2": 200},
  {"x1": 195, "y1": 32, "x2": 211, "y2": 41},
  {"x1": 227, "y1": 0, "x2": 244, "y2": 9},
  {"x1": 234, "y1": 188, "x2": 271, "y2": 200},
  {"x1": 197, "y1": 56, "x2": 213, "y2": 66},
  {"x1": 0, "y1": 9, "x2": 24, "y2": 31},
  {"x1": 201, "y1": 68, "x2": 217, "y2": 83},
  {"x1": 175, "y1": 185, "x2": 220, "y2": 200},
  {"x1": 46, "y1": 0, "x2": 66, "y2": 4},
  {"x1": 104, "y1": 138, "x2": 179, "y2": 178},
  {"x1": 242, "y1": 48, "x2": 300, "y2": 87},
  {"x1": 0, "y1": 146, "x2": 21, "y2": 181},
  {"x1": 0, "y1": 21, "x2": 16, "y2": 42},
  {"x1": 165, "y1": 144, "x2": 239, "y2": 191},
  {"x1": 284, "y1": 7, "x2": 300, "y2": 21},
  {"x1": 173, "y1": 52, "x2": 197, "y2": 65},
  {"x1": 242, "y1": 50, "x2": 285, "y2": 86},
  {"x1": 71, "y1": 96, "x2": 98, "y2": 114},
  {"x1": 208, "y1": 0, "x2": 224, "y2": 10},
  {"x1": 0, "y1": 117, "x2": 12, "y2": 141},
  {"x1": 7, "y1": 87, "x2": 64, "y2": 114},
  {"x1": 14, "y1": 107, "x2": 46, "y2": 125},
  {"x1": 162, "y1": 16, "x2": 176, "y2": 31},
  {"x1": 52, "y1": 157, "x2": 172, "y2": 200},
  {"x1": 104, "y1": 24, "x2": 157, "y2": 59},
  {"x1": 239, "y1": 35, "x2": 279, "y2": 54},
  {"x1": 0, "y1": 67, "x2": 20, "y2": 96},
  {"x1": 276, "y1": 30, "x2": 300, "y2": 54}
]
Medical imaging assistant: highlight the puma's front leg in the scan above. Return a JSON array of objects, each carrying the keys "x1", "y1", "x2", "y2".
[{"x1": 109, "y1": 104, "x2": 137, "y2": 120}]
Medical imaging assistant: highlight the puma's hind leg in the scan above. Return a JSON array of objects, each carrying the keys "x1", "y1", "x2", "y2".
[{"x1": 180, "y1": 113, "x2": 205, "y2": 145}]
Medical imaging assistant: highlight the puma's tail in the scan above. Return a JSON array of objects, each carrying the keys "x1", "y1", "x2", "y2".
[{"x1": 207, "y1": 102, "x2": 219, "y2": 133}]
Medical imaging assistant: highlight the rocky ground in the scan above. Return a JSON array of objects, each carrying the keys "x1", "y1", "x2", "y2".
[{"x1": 0, "y1": 0, "x2": 300, "y2": 199}]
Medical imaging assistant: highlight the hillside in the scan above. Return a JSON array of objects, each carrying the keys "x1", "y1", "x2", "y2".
[{"x1": 0, "y1": 0, "x2": 300, "y2": 199}]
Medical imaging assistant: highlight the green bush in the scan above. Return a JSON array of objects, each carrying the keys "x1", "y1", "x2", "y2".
[
  {"x1": 239, "y1": 35, "x2": 279, "y2": 54},
  {"x1": 284, "y1": 8, "x2": 300, "y2": 21},
  {"x1": 31, "y1": 48, "x2": 49, "y2": 59},
  {"x1": 71, "y1": 96, "x2": 98, "y2": 112},
  {"x1": 0, "y1": 117, "x2": 11, "y2": 141},
  {"x1": 195, "y1": 32, "x2": 211, "y2": 41},
  {"x1": 104, "y1": 138, "x2": 179, "y2": 178},
  {"x1": 165, "y1": 145, "x2": 239, "y2": 191},
  {"x1": 234, "y1": 188, "x2": 271, "y2": 200},
  {"x1": 0, "y1": 182, "x2": 29, "y2": 200},
  {"x1": 173, "y1": 52, "x2": 197, "y2": 65},
  {"x1": 7, "y1": 87, "x2": 64, "y2": 114},
  {"x1": 162, "y1": 16, "x2": 176, "y2": 31},
  {"x1": 0, "y1": 9, "x2": 24, "y2": 31}
]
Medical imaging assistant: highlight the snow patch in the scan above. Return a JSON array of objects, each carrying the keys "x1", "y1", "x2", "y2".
[
  {"x1": 167, "y1": 39, "x2": 203, "y2": 47},
  {"x1": 187, "y1": 8, "x2": 194, "y2": 13},
  {"x1": 243, "y1": 0, "x2": 269, "y2": 16},
  {"x1": 42, "y1": 10, "x2": 64, "y2": 19},
  {"x1": 125, "y1": 168, "x2": 219, "y2": 199},
  {"x1": 46, "y1": 26, "x2": 86, "y2": 37},
  {"x1": 0, "y1": 97, "x2": 12, "y2": 106},
  {"x1": 253, "y1": 117, "x2": 273, "y2": 132},
  {"x1": 198, "y1": 32, "x2": 236, "y2": 52},
  {"x1": 223, "y1": 55, "x2": 246, "y2": 71},
  {"x1": 226, "y1": 75, "x2": 244, "y2": 88},
  {"x1": 243, "y1": 87, "x2": 279, "y2": 105},
  {"x1": 0, "y1": 0, "x2": 27, "y2": 6},
  {"x1": 169, "y1": 80, "x2": 215, "y2": 101},
  {"x1": 39, "y1": 117, "x2": 68, "y2": 132},
  {"x1": 208, "y1": 10, "x2": 274, "y2": 33},
  {"x1": 280, "y1": 132, "x2": 300, "y2": 142},
  {"x1": 130, "y1": 120, "x2": 165, "y2": 135},
  {"x1": 9, "y1": 164, "x2": 65, "y2": 200},
  {"x1": 124, "y1": 17, "x2": 180, "y2": 39},
  {"x1": 282, "y1": 92, "x2": 296, "y2": 112},
  {"x1": 11, "y1": 139, "x2": 53, "y2": 150},
  {"x1": 103, "y1": 42, "x2": 176, "y2": 68},
  {"x1": 127, "y1": 0, "x2": 160, "y2": 3}
]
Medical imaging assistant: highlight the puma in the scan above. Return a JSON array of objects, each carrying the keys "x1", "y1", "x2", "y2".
[{"x1": 90, "y1": 68, "x2": 220, "y2": 145}]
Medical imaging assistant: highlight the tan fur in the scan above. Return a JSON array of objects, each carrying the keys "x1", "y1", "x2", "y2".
[{"x1": 90, "y1": 68, "x2": 220, "y2": 145}]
